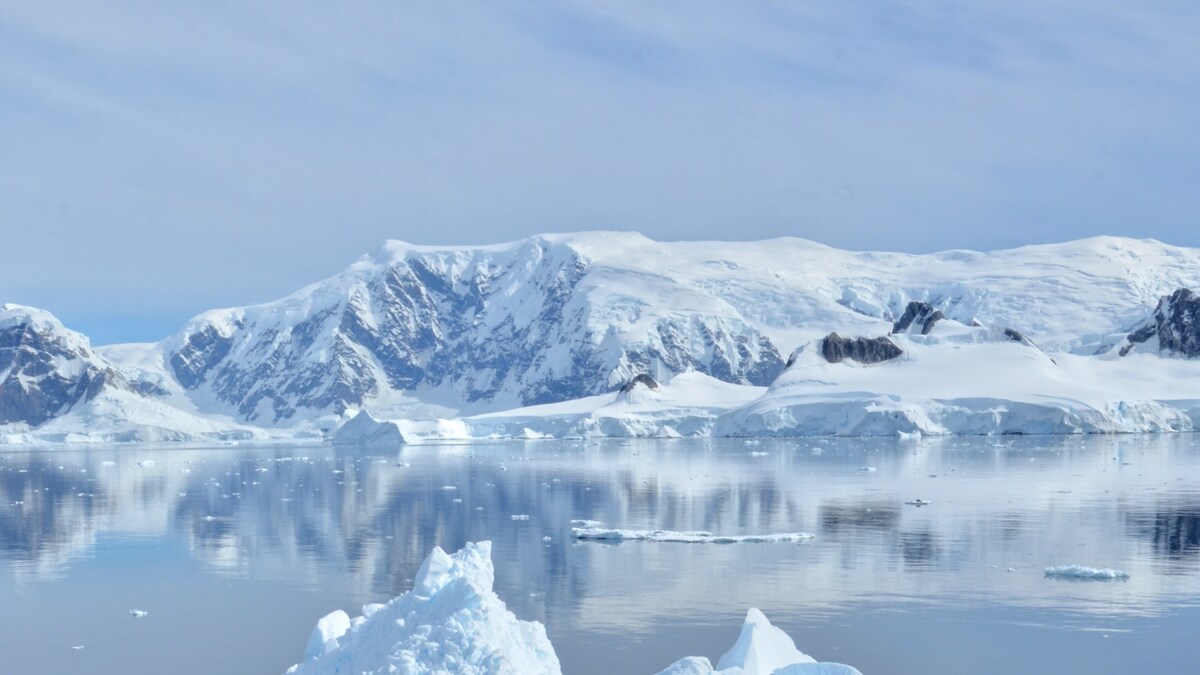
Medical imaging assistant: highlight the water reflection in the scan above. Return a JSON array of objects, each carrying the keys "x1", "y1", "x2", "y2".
[{"x1": 1, "y1": 435, "x2": 1200, "y2": 673}]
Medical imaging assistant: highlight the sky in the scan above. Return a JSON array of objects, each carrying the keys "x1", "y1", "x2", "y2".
[{"x1": 2, "y1": 1, "x2": 1199, "y2": 344}]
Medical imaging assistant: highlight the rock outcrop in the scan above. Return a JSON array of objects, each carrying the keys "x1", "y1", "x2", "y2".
[
  {"x1": 1121, "y1": 288, "x2": 1200, "y2": 357},
  {"x1": 890, "y1": 301, "x2": 944, "y2": 335},
  {"x1": 619, "y1": 374, "x2": 660, "y2": 394},
  {"x1": 820, "y1": 333, "x2": 902, "y2": 365}
]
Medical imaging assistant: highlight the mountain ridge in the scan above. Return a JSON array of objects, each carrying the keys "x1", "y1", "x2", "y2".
[{"x1": 5, "y1": 232, "x2": 1200, "y2": 442}]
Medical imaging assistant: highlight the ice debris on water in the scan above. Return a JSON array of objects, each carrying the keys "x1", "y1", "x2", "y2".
[
  {"x1": 287, "y1": 541, "x2": 861, "y2": 675},
  {"x1": 572, "y1": 528, "x2": 814, "y2": 544},
  {"x1": 129, "y1": 609, "x2": 149, "y2": 618},
  {"x1": 904, "y1": 499, "x2": 931, "y2": 507},
  {"x1": 1044, "y1": 565, "x2": 1130, "y2": 580}
]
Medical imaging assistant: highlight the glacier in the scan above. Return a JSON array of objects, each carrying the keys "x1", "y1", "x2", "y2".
[
  {"x1": 5, "y1": 232, "x2": 1200, "y2": 443},
  {"x1": 288, "y1": 541, "x2": 861, "y2": 675}
]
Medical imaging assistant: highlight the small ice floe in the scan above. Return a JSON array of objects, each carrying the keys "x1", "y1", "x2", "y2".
[
  {"x1": 571, "y1": 528, "x2": 814, "y2": 544},
  {"x1": 1044, "y1": 565, "x2": 1130, "y2": 581},
  {"x1": 570, "y1": 519, "x2": 604, "y2": 528},
  {"x1": 905, "y1": 499, "x2": 932, "y2": 507},
  {"x1": 441, "y1": 485, "x2": 457, "y2": 491},
  {"x1": 542, "y1": 536, "x2": 553, "y2": 543},
  {"x1": 747, "y1": 451, "x2": 769, "y2": 457},
  {"x1": 859, "y1": 467, "x2": 877, "y2": 472},
  {"x1": 137, "y1": 460, "x2": 155, "y2": 468},
  {"x1": 71, "y1": 645, "x2": 84, "y2": 650},
  {"x1": 129, "y1": 609, "x2": 149, "y2": 618},
  {"x1": 510, "y1": 514, "x2": 530, "y2": 521}
]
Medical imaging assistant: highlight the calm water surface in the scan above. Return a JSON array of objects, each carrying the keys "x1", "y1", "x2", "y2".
[{"x1": 2, "y1": 436, "x2": 1199, "y2": 674}]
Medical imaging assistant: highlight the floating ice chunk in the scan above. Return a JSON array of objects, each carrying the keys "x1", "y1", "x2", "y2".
[
  {"x1": 655, "y1": 608, "x2": 862, "y2": 675},
  {"x1": 718, "y1": 608, "x2": 817, "y2": 673},
  {"x1": 286, "y1": 542, "x2": 561, "y2": 675},
  {"x1": 129, "y1": 609, "x2": 148, "y2": 618},
  {"x1": 572, "y1": 528, "x2": 814, "y2": 544},
  {"x1": 137, "y1": 460, "x2": 155, "y2": 468},
  {"x1": 71, "y1": 645, "x2": 84, "y2": 650},
  {"x1": 1044, "y1": 565, "x2": 1130, "y2": 580},
  {"x1": 904, "y1": 499, "x2": 931, "y2": 507},
  {"x1": 569, "y1": 519, "x2": 603, "y2": 528},
  {"x1": 511, "y1": 514, "x2": 531, "y2": 521}
]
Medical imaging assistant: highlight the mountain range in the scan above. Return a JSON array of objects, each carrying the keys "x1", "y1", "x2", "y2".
[{"x1": 3, "y1": 232, "x2": 1200, "y2": 443}]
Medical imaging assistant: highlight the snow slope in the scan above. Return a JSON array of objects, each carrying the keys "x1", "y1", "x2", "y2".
[
  {"x1": 287, "y1": 541, "x2": 860, "y2": 675},
  {"x1": 716, "y1": 317, "x2": 1200, "y2": 437}
]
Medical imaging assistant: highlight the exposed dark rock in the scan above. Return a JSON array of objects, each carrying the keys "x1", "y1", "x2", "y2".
[
  {"x1": 0, "y1": 309, "x2": 126, "y2": 426},
  {"x1": 1120, "y1": 288, "x2": 1200, "y2": 357},
  {"x1": 170, "y1": 321, "x2": 241, "y2": 389},
  {"x1": 891, "y1": 301, "x2": 945, "y2": 335},
  {"x1": 1003, "y1": 328, "x2": 1029, "y2": 343},
  {"x1": 129, "y1": 380, "x2": 170, "y2": 397},
  {"x1": 619, "y1": 374, "x2": 660, "y2": 394},
  {"x1": 820, "y1": 333, "x2": 903, "y2": 364}
]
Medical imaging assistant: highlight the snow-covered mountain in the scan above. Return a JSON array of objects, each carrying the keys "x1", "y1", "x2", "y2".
[
  {"x1": 0, "y1": 304, "x2": 127, "y2": 426},
  {"x1": 5, "y1": 232, "x2": 1200, "y2": 442}
]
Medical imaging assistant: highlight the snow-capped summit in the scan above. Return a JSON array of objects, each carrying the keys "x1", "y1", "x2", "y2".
[{"x1": 0, "y1": 304, "x2": 127, "y2": 426}]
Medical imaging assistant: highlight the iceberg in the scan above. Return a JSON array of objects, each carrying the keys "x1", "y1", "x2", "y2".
[
  {"x1": 285, "y1": 541, "x2": 561, "y2": 675},
  {"x1": 653, "y1": 608, "x2": 861, "y2": 675},
  {"x1": 288, "y1": 542, "x2": 860, "y2": 675}
]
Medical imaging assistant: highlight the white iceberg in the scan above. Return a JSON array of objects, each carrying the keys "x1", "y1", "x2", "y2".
[
  {"x1": 1044, "y1": 565, "x2": 1130, "y2": 580},
  {"x1": 286, "y1": 541, "x2": 561, "y2": 675},
  {"x1": 288, "y1": 542, "x2": 861, "y2": 675},
  {"x1": 654, "y1": 608, "x2": 861, "y2": 675},
  {"x1": 572, "y1": 528, "x2": 815, "y2": 544}
]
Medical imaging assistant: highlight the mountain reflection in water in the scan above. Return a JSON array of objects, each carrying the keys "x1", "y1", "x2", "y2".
[{"x1": 1, "y1": 435, "x2": 1199, "y2": 675}]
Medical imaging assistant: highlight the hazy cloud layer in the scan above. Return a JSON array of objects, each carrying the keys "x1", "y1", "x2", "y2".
[{"x1": 2, "y1": 1, "x2": 1198, "y2": 342}]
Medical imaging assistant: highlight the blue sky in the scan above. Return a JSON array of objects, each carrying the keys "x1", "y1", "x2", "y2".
[{"x1": 2, "y1": 1, "x2": 1199, "y2": 344}]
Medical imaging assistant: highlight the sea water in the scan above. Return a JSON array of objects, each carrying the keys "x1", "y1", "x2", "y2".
[{"x1": 1, "y1": 435, "x2": 1198, "y2": 674}]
